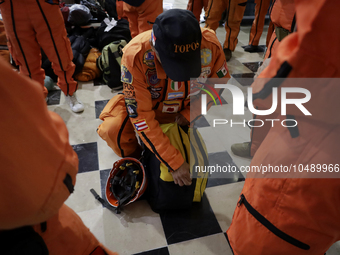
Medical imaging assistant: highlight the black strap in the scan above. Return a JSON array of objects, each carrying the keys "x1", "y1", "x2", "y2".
[
  {"x1": 285, "y1": 115, "x2": 299, "y2": 138},
  {"x1": 252, "y1": 61, "x2": 292, "y2": 100},
  {"x1": 238, "y1": 194, "x2": 310, "y2": 250}
]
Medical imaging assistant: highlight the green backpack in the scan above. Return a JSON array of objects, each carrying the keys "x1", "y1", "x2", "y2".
[{"x1": 96, "y1": 40, "x2": 127, "y2": 89}]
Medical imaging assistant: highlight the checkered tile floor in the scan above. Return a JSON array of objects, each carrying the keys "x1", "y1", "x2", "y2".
[{"x1": 45, "y1": 2, "x2": 340, "y2": 254}]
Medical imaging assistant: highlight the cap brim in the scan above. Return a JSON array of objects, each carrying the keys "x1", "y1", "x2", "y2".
[{"x1": 159, "y1": 50, "x2": 201, "y2": 82}]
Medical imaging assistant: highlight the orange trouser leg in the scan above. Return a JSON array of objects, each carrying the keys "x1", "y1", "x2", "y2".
[
  {"x1": 33, "y1": 204, "x2": 118, "y2": 255},
  {"x1": 33, "y1": 1, "x2": 77, "y2": 96},
  {"x1": 223, "y1": 0, "x2": 247, "y2": 51},
  {"x1": 205, "y1": 0, "x2": 247, "y2": 51},
  {"x1": 137, "y1": 0, "x2": 163, "y2": 35},
  {"x1": 248, "y1": 0, "x2": 272, "y2": 46},
  {"x1": 116, "y1": 0, "x2": 125, "y2": 20},
  {"x1": 266, "y1": 20, "x2": 275, "y2": 47},
  {"x1": 249, "y1": 112, "x2": 276, "y2": 157},
  {"x1": 123, "y1": 3, "x2": 139, "y2": 38},
  {"x1": 0, "y1": 0, "x2": 77, "y2": 96},
  {"x1": 97, "y1": 95, "x2": 139, "y2": 157},
  {"x1": 187, "y1": 0, "x2": 209, "y2": 22},
  {"x1": 0, "y1": 1, "x2": 46, "y2": 95},
  {"x1": 264, "y1": 31, "x2": 279, "y2": 60},
  {"x1": 205, "y1": 0, "x2": 227, "y2": 31}
]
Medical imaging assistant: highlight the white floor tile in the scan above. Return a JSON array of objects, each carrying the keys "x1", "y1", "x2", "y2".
[
  {"x1": 102, "y1": 200, "x2": 167, "y2": 255},
  {"x1": 65, "y1": 171, "x2": 102, "y2": 213},
  {"x1": 205, "y1": 182, "x2": 245, "y2": 231}
]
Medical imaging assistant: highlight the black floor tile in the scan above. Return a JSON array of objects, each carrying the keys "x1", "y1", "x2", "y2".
[
  {"x1": 95, "y1": 99, "x2": 109, "y2": 119},
  {"x1": 133, "y1": 247, "x2": 170, "y2": 255},
  {"x1": 206, "y1": 151, "x2": 245, "y2": 188},
  {"x1": 72, "y1": 142, "x2": 99, "y2": 173},
  {"x1": 231, "y1": 73, "x2": 255, "y2": 86},
  {"x1": 194, "y1": 116, "x2": 210, "y2": 128},
  {"x1": 160, "y1": 193, "x2": 222, "y2": 245},
  {"x1": 47, "y1": 90, "x2": 61, "y2": 105},
  {"x1": 242, "y1": 61, "x2": 263, "y2": 73}
]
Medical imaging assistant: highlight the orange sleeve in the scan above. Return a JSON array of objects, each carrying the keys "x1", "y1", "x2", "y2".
[
  {"x1": 121, "y1": 55, "x2": 184, "y2": 171},
  {"x1": 0, "y1": 59, "x2": 78, "y2": 230}
]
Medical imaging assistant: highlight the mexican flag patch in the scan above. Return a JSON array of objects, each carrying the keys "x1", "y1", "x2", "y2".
[{"x1": 216, "y1": 62, "x2": 228, "y2": 78}]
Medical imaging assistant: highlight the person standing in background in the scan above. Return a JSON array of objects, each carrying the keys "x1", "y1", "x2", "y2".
[
  {"x1": 243, "y1": 0, "x2": 272, "y2": 52},
  {"x1": 187, "y1": 0, "x2": 209, "y2": 23},
  {"x1": 205, "y1": 0, "x2": 248, "y2": 61},
  {"x1": 122, "y1": 0, "x2": 163, "y2": 38},
  {"x1": 0, "y1": 0, "x2": 84, "y2": 113}
]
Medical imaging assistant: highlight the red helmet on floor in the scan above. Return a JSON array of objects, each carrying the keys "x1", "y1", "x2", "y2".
[{"x1": 105, "y1": 157, "x2": 147, "y2": 213}]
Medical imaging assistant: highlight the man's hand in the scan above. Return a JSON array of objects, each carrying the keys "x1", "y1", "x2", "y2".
[
  {"x1": 175, "y1": 113, "x2": 190, "y2": 126},
  {"x1": 171, "y1": 161, "x2": 192, "y2": 186}
]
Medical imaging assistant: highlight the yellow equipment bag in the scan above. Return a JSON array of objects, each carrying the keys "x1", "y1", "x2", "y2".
[{"x1": 144, "y1": 123, "x2": 209, "y2": 212}]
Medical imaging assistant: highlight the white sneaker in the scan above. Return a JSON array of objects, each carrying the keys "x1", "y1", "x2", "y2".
[{"x1": 66, "y1": 92, "x2": 84, "y2": 113}]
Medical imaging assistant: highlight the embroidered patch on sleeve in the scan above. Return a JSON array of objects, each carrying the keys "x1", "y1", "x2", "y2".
[
  {"x1": 125, "y1": 98, "x2": 138, "y2": 118},
  {"x1": 216, "y1": 61, "x2": 228, "y2": 78},
  {"x1": 167, "y1": 92, "x2": 184, "y2": 100},
  {"x1": 146, "y1": 69, "x2": 160, "y2": 86},
  {"x1": 133, "y1": 119, "x2": 149, "y2": 132},
  {"x1": 121, "y1": 65, "x2": 133, "y2": 84},
  {"x1": 170, "y1": 81, "x2": 183, "y2": 91},
  {"x1": 123, "y1": 82, "x2": 136, "y2": 98},
  {"x1": 201, "y1": 48, "x2": 212, "y2": 66},
  {"x1": 148, "y1": 86, "x2": 162, "y2": 99},
  {"x1": 143, "y1": 49, "x2": 155, "y2": 67},
  {"x1": 162, "y1": 101, "x2": 180, "y2": 113}
]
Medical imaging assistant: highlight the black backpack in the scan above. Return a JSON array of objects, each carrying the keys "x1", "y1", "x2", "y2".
[{"x1": 96, "y1": 18, "x2": 131, "y2": 51}]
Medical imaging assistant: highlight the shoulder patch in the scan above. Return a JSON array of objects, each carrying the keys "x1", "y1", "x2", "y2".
[
  {"x1": 121, "y1": 65, "x2": 133, "y2": 84},
  {"x1": 125, "y1": 98, "x2": 138, "y2": 118},
  {"x1": 143, "y1": 49, "x2": 155, "y2": 67},
  {"x1": 201, "y1": 48, "x2": 212, "y2": 66},
  {"x1": 145, "y1": 69, "x2": 160, "y2": 86}
]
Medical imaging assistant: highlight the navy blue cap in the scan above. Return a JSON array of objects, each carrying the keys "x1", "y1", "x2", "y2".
[{"x1": 152, "y1": 9, "x2": 202, "y2": 81}]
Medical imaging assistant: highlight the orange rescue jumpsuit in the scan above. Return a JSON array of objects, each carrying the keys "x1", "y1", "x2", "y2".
[
  {"x1": 0, "y1": 58, "x2": 116, "y2": 254},
  {"x1": 248, "y1": 0, "x2": 272, "y2": 47},
  {"x1": 0, "y1": 0, "x2": 78, "y2": 98},
  {"x1": 227, "y1": 0, "x2": 340, "y2": 254},
  {"x1": 250, "y1": 0, "x2": 295, "y2": 157},
  {"x1": 97, "y1": 28, "x2": 230, "y2": 171},
  {"x1": 205, "y1": 0, "x2": 247, "y2": 51},
  {"x1": 122, "y1": 0, "x2": 163, "y2": 38},
  {"x1": 264, "y1": 0, "x2": 295, "y2": 59},
  {"x1": 187, "y1": 0, "x2": 210, "y2": 22},
  {"x1": 0, "y1": 20, "x2": 10, "y2": 63}
]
